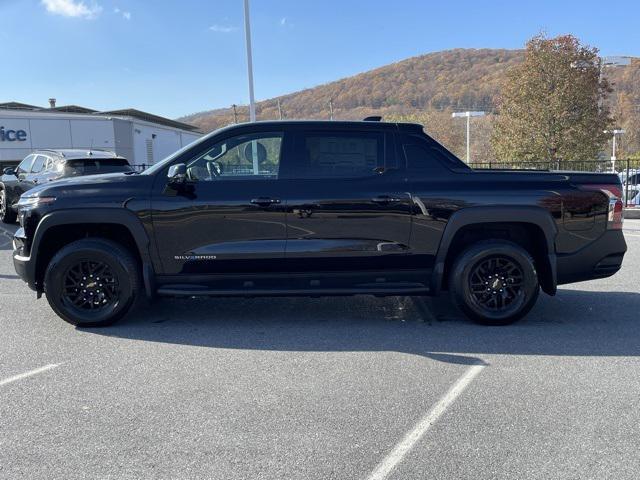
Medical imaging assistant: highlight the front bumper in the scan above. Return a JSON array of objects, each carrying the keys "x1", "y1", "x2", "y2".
[
  {"x1": 556, "y1": 230, "x2": 627, "y2": 285},
  {"x1": 12, "y1": 227, "x2": 37, "y2": 291}
]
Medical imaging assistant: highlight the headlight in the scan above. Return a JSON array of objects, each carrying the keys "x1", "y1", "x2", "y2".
[{"x1": 16, "y1": 196, "x2": 56, "y2": 209}]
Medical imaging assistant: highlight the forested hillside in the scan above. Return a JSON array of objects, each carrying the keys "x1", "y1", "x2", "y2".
[{"x1": 180, "y1": 48, "x2": 640, "y2": 160}]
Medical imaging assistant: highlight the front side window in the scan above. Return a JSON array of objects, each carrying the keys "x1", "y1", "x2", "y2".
[
  {"x1": 16, "y1": 155, "x2": 35, "y2": 174},
  {"x1": 290, "y1": 132, "x2": 383, "y2": 179},
  {"x1": 186, "y1": 133, "x2": 282, "y2": 182}
]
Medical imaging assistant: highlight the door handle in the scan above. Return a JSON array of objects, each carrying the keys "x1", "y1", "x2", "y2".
[
  {"x1": 372, "y1": 195, "x2": 401, "y2": 204},
  {"x1": 250, "y1": 197, "x2": 281, "y2": 207}
]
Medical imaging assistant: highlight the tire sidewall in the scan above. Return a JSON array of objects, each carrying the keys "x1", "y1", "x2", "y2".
[
  {"x1": 451, "y1": 242, "x2": 539, "y2": 325},
  {"x1": 45, "y1": 245, "x2": 134, "y2": 326}
]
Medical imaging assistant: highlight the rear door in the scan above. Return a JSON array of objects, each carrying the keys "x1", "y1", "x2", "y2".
[
  {"x1": 280, "y1": 127, "x2": 413, "y2": 272},
  {"x1": 25, "y1": 154, "x2": 48, "y2": 189}
]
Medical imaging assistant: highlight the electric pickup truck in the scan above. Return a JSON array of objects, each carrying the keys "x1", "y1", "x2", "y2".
[{"x1": 11, "y1": 120, "x2": 627, "y2": 327}]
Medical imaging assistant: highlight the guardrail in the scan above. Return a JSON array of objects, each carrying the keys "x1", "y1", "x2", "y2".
[{"x1": 469, "y1": 159, "x2": 640, "y2": 207}]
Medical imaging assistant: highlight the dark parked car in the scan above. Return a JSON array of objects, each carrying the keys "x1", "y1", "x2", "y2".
[
  {"x1": 1, "y1": 149, "x2": 132, "y2": 223},
  {"x1": 11, "y1": 120, "x2": 627, "y2": 327}
]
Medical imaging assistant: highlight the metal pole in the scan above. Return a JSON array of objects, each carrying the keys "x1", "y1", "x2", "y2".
[
  {"x1": 329, "y1": 99, "x2": 334, "y2": 120},
  {"x1": 277, "y1": 99, "x2": 283, "y2": 120},
  {"x1": 243, "y1": 0, "x2": 256, "y2": 122},
  {"x1": 612, "y1": 133, "x2": 617, "y2": 172},
  {"x1": 232, "y1": 104, "x2": 238, "y2": 124},
  {"x1": 466, "y1": 114, "x2": 471, "y2": 163},
  {"x1": 625, "y1": 160, "x2": 630, "y2": 207}
]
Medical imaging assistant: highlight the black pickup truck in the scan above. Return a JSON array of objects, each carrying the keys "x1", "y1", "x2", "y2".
[{"x1": 11, "y1": 120, "x2": 627, "y2": 327}]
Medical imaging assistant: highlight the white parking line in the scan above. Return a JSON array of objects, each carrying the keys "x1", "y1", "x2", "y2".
[
  {"x1": 0, "y1": 364, "x2": 60, "y2": 387},
  {"x1": 366, "y1": 362, "x2": 486, "y2": 480}
]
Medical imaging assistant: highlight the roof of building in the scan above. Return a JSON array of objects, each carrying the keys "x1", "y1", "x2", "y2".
[
  {"x1": 0, "y1": 101, "x2": 40, "y2": 111},
  {"x1": 100, "y1": 108, "x2": 200, "y2": 131},
  {"x1": 0, "y1": 101, "x2": 200, "y2": 132},
  {"x1": 49, "y1": 105, "x2": 99, "y2": 114}
]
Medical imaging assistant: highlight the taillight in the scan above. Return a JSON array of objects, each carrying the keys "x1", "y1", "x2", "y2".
[{"x1": 580, "y1": 184, "x2": 624, "y2": 230}]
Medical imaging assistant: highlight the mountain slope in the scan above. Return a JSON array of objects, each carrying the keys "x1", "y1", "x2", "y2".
[
  {"x1": 181, "y1": 48, "x2": 523, "y2": 131},
  {"x1": 180, "y1": 48, "x2": 640, "y2": 158}
]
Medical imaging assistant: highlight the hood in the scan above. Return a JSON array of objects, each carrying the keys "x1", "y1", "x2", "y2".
[{"x1": 23, "y1": 172, "x2": 153, "y2": 205}]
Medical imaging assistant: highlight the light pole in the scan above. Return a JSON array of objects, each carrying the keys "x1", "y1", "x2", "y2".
[
  {"x1": 452, "y1": 111, "x2": 485, "y2": 163},
  {"x1": 243, "y1": 0, "x2": 256, "y2": 122},
  {"x1": 605, "y1": 129, "x2": 625, "y2": 171}
]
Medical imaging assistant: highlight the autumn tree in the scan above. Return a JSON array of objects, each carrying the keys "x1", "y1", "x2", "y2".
[{"x1": 492, "y1": 35, "x2": 613, "y2": 162}]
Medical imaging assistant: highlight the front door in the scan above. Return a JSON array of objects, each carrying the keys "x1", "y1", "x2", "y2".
[
  {"x1": 281, "y1": 129, "x2": 413, "y2": 272},
  {"x1": 152, "y1": 131, "x2": 288, "y2": 276}
]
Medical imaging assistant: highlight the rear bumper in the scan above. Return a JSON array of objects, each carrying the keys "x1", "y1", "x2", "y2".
[
  {"x1": 556, "y1": 230, "x2": 627, "y2": 285},
  {"x1": 12, "y1": 227, "x2": 37, "y2": 291}
]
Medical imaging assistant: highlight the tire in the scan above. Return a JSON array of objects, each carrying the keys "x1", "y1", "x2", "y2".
[
  {"x1": 44, "y1": 238, "x2": 140, "y2": 327},
  {"x1": 449, "y1": 240, "x2": 539, "y2": 326},
  {"x1": 0, "y1": 187, "x2": 17, "y2": 224}
]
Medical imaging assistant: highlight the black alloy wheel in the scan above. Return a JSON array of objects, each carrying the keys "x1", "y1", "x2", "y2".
[
  {"x1": 61, "y1": 260, "x2": 120, "y2": 312},
  {"x1": 449, "y1": 240, "x2": 539, "y2": 325},
  {"x1": 44, "y1": 238, "x2": 140, "y2": 327}
]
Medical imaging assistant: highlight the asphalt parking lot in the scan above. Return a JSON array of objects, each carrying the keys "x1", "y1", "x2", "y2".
[{"x1": 1, "y1": 221, "x2": 639, "y2": 480}]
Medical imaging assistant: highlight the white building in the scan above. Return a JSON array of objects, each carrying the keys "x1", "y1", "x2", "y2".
[{"x1": 0, "y1": 101, "x2": 202, "y2": 167}]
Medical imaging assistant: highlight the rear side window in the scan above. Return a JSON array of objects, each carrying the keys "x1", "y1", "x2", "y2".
[
  {"x1": 64, "y1": 158, "x2": 132, "y2": 176},
  {"x1": 30, "y1": 155, "x2": 47, "y2": 173},
  {"x1": 401, "y1": 134, "x2": 465, "y2": 171},
  {"x1": 290, "y1": 131, "x2": 383, "y2": 179}
]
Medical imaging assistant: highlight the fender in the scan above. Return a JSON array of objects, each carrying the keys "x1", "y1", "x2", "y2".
[
  {"x1": 430, "y1": 206, "x2": 558, "y2": 295},
  {"x1": 29, "y1": 208, "x2": 155, "y2": 298}
]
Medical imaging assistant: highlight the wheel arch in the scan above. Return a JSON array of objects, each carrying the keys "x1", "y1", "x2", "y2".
[
  {"x1": 30, "y1": 209, "x2": 155, "y2": 298},
  {"x1": 431, "y1": 206, "x2": 558, "y2": 295}
]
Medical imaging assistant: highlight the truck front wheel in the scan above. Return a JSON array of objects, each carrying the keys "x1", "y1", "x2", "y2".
[
  {"x1": 44, "y1": 238, "x2": 140, "y2": 327},
  {"x1": 449, "y1": 240, "x2": 539, "y2": 326}
]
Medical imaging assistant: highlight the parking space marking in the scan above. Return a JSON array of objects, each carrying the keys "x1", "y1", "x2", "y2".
[
  {"x1": 0, "y1": 364, "x2": 60, "y2": 387},
  {"x1": 366, "y1": 362, "x2": 486, "y2": 480}
]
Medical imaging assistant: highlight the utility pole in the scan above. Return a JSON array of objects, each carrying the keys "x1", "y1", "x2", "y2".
[
  {"x1": 452, "y1": 111, "x2": 485, "y2": 163},
  {"x1": 328, "y1": 99, "x2": 334, "y2": 120},
  {"x1": 232, "y1": 104, "x2": 238, "y2": 124},
  {"x1": 243, "y1": 0, "x2": 256, "y2": 122},
  {"x1": 277, "y1": 99, "x2": 283, "y2": 120}
]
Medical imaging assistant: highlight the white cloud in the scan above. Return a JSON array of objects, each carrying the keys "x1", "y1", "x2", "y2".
[
  {"x1": 113, "y1": 6, "x2": 131, "y2": 20},
  {"x1": 41, "y1": 0, "x2": 102, "y2": 19},
  {"x1": 280, "y1": 17, "x2": 286, "y2": 26},
  {"x1": 209, "y1": 24, "x2": 236, "y2": 33}
]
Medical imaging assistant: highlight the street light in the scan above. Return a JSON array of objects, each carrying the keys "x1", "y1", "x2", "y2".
[
  {"x1": 243, "y1": 0, "x2": 256, "y2": 123},
  {"x1": 452, "y1": 111, "x2": 485, "y2": 163},
  {"x1": 605, "y1": 129, "x2": 626, "y2": 171}
]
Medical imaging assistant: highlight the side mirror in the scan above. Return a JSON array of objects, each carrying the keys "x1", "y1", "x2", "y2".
[
  {"x1": 3, "y1": 167, "x2": 16, "y2": 176},
  {"x1": 167, "y1": 163, "x2": 187, "y2": 186}
]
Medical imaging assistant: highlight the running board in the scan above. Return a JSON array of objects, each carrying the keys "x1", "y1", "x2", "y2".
[{"x1": 157, "y1": 285, "x2": 429, "y2": 298}]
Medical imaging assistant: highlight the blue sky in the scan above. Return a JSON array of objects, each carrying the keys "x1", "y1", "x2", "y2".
[{"x1": 1, "y1": 0, "x2": 638, "y2": 119}]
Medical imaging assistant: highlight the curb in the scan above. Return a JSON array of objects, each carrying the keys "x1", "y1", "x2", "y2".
[{"x1": 624, "y1": 208, "x2": 640, "y2": 219}]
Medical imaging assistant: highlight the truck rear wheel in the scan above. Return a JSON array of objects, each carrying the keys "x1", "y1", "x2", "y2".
[
  {"x1": 44, "y1": 238, "x2": 140, "y2": 327},
  {"x1": 449, "y1": 240, "x2": 539, "y2": 326}
]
